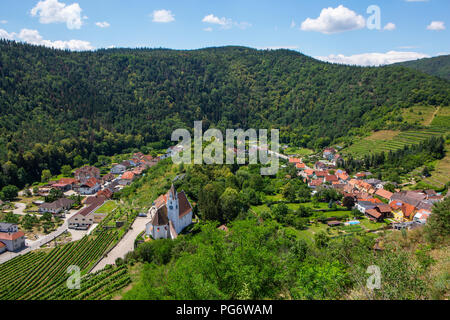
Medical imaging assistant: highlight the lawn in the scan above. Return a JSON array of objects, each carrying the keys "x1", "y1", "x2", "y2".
[
  {"x1": 96, "y1": 201, "x2": 118, "y2": 214},
  {"x1": 283, "y1": 147, "x2": 314, "y2": 156}
]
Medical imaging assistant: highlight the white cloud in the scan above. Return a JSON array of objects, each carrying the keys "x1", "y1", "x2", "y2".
[
  {"x1": 202, "y1": 14, "x2": 251, "y2": 30},
  {"x1": 300, "y1": 5, "x2": 365, "y2": 34},
  {"x1": 151, "y1": 9, "x2": 175, "y2": 23},
  {"x1": 203, "y1": 27, "x2": 213, "y2": 32},
  {"x1": 316, "y1": 50, "x2": 429, "y2": 66},
  {"x1": 202, "y1": 14, "x2": 232, "y2": 28},
  {"x1": 0, "y1": 29, "x2": 16, "y2": 40},
  {"x1": 95, "y1": 21, "x2": 110, "y2": 28},
  {"x1": 0, "y1": 20, "x2": 7, "y2": 24},
  {"x1": 30, "y1": 0, "x2": 84, "y2": 30},
  {"x1": 0, "y1": 28, "x2": 93, "y2": 50},
  {"x1": 384, "y1": 22, "x2": 396, "y2": 31},
  {"x1": 426, "y1": 21, "x2": 445, "y2": 31}
]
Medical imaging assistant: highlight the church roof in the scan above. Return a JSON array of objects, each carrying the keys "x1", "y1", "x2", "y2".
[
  {"x1": 169, "y1": 184, "x2": 177, "y2": 199},
  {"x1": 178, "y1": 191, "x2": 192, "y2": 218},
  {"x1": 152, "y1": 205, "x2": 169, "y2": 226}
]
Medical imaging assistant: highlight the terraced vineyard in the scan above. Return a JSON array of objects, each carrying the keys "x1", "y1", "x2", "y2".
[
  {"x1": 344, "y1": 129, "x2": 447, "y2": 157},
  {"x1": 0, "y1": 230, "x2": 119, "y2": 300}
]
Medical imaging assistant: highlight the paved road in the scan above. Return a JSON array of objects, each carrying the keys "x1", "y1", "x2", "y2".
[{"x1": 91, "y1": 216, "x2": 151, "y2": 273}]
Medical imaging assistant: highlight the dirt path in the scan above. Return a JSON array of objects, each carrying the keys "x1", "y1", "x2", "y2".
[{"x1": 425, "y1": 106, "x2": 440, "y2": 126}]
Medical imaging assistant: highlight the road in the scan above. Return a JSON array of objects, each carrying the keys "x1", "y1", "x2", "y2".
[
  {"x1": 0, "y1": 209, "x2": 80, "y2": 265},
  {"x1": 91, "y1": 215, "x2": 151, "y2": 273}
]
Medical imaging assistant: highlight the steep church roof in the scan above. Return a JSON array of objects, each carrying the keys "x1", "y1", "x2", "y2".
[
  {"x1": 178, "y1": 191, "x2": 192, "y2": 218},
  {"x1": 152, "y1": 205, "x2": 169, "y2": 226}
]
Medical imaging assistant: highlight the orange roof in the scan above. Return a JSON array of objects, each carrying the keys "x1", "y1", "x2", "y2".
[
  {"x1": 402, "y1": 203, "x2": 416, "y2": 218},
  {"x1": 82, "y1": 177, "x2": 99, "y2": 188},
  {"x1": 337, "y1": 172, "x2": 349, "y2": 180},
  {"x1": 366, "y1": 209, "x2": 382, "y2": 219},
  {"x1": 296, "y1": 163, "x2": 306, "y2": 169},
  {"x1": 375, "y1": 189, "x2": 393, "y2": 200},
  {"x1": 0, "y1": 241, "x2": 5, "y2": 248},
  {"x1": 121, "y1": 171, "x2": 135, "y2": 180},
  {"x1": 309, "y1": 179, "x2": 323, "y2": 186},
  {"x1": 360, "y1": 198, "x2": 382, "y2": 204},
  {"x1": 0, "y1": 231, "x2": 25, "y2": 241},
  {"x1": 304, "y1": 169, "x2": 314, "y2": 175},
  {"x1": 289, "y1": 157, "x2": 302, "y2": 163},
  {"x1": 59, "y1": 178, "x2": 78, "y2": 185},
  {"x1": 390, "y1": 200, "x2": 404, "y2": 210}
]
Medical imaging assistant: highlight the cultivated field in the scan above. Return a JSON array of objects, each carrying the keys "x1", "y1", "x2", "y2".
[{"x1": 344, "y1": 129, "x2": 446, "y2": 157}]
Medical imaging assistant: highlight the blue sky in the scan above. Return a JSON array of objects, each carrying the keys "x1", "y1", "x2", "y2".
[{"x1": 0, "y1": 0, "x2": 449, "y2": 65}]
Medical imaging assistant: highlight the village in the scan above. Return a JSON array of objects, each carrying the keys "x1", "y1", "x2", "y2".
[
  {"x1": 0, "y1": 142, "x2": 446, "y2": 264},
  {"x1": 290, "y1": 147, "x2": 444, "y2": 230},
  {"x1": 0, "y1": 146, "x2": 186, "y2": 261}
]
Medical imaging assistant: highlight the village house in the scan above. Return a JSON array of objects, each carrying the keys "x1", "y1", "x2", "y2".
[
  {"x1": 51, "y1": 178, "x2": 79, "y2": 191},
  {"x1": 101, "y1": 173, "x2": 116, "y2": 184},
  {"x1": 375, "y1": 189, "x2": 393, "y2": 201},
  {"x1": 119, "y1": 171, "x2": 136, "y2": 185},
  {"x1": 79, "y1": 177, "x2": 101, "y2": 195},
  {"x1": 0, "y1": 223, "x2": 25, "y2": 252},
  {"x1": 68, "y1": 196, "x2": 106, "y2": 230},
  {"x1": 314, "y1": 161, "x2": 328, "y2": 171},
  {"x1": 111, "y1": 164, "x2": 126, "y2": 174},
  {"x1": 145, "y1": 184, "x2": 193, "y2": 240},
  {"x1": 74, "y1": 166, "x2": 100, "y2": 183},
  {"x1": 389, "y1": 200, "x2": 417, "y2": 222},
  {"x1": 323, "y1": 148, "x2": 337, "y2": 161},
  {"x1": 413, "y1": 209, "x2": 432, "y2": 224},
  {"x1": 38, "y1": 198, "x2": 74, "y2": 215}
]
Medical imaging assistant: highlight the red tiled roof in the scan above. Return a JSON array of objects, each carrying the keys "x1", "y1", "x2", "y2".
[
  {"x1": 296, "y1": 163, "x2": 306, "y2": 169},
  {"x1": 59, "y1": 178, "x2": 78, "y2": 185},
  {"x1": 0, "y1": 241, "x2": 5, "y2": 248},
  {"x1": 309, "y1": 179, "x2": 323, "y2": 186},
  {"x1": 82, "y1": 177, "x2": 99, "y2": 188},
  {"x1": 325, "y1": 175, "x2": 338, "y2": 182},
  {"x1": 360, "y1": 198, "x2": 382, "y2": 204},
  {"x1": 375, "y1": 189, "x2": 393, "y2": 200},
  {"x1": 178, "y1": 191, "x2": 192, "y2": 218},
  {"x1": 289, "y1": 158, "x2": 302, "y2": 163},
  {"x1": 366, "y1": 209, "x2": 382, "y2": 219},
  {"x1": 402, "y1": 203, "x2": 416, "y2": 218},
  {"x1": 121, "y1": 171, "x2": 135, "y2": 180},
  {"x1": 0, "y1": 231, "x2": 25, "y2": 241}
]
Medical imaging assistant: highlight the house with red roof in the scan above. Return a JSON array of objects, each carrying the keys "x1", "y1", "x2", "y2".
[
  {"x1": 119, "y1": 171, "x2": 136, "y2": 185},
  {"x1": 79, "y1": 177, "x2": 101, "y2": 195},
  {"x1": 0, "y1": 223, "x2": 25, "y2": 252}
]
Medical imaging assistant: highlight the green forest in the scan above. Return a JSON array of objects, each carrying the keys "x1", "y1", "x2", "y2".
[{"x1": 1, "y1": 40, "x2": 449, "y2": 190}]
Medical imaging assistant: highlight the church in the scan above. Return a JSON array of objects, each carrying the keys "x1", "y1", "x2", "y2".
[{"x1": 145, "y1": 184, "x2": 193, "y2": 239}]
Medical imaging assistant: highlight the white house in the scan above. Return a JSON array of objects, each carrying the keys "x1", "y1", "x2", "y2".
[
  {"x1": 145, "y1": 184, "x2": 193, "y2": 240},
  {"x1": 79, "y1": 178, "x2": 101, "y2": 195},
  {"x1": 0, "y1": 223, "x2": 25, "y2": 252},
  {"x1": 111, "y1": 164, "x2": 126, "y2": 174}
]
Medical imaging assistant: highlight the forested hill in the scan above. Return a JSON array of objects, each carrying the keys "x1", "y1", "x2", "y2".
[
  {"x1": 0, "y1": 40, "x2": 449, "y2": 188},
  {"x1": 396, "y1": 55, "x2": 450, "y2": 81}
]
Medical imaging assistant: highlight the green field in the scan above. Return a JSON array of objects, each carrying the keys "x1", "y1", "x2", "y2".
[
  {"x1": 283, "y1": 147, "x2": 314, "y2": 156},
  {"x1": 344, "y1": 129, "x2": 446, "y2": 156},
  {"x1": 96, "y1": 201, "x2": 118, "y2": 214}
]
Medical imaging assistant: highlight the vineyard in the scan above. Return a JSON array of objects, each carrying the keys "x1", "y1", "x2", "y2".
[
  {"x1": 344, "y1": 129, "x2": 447, "y2": 157},
  {"x1": 0, "y1": 230, "x2": 122, "y2": 300}
]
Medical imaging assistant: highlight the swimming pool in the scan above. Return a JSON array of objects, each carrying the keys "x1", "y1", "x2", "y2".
[{"x1": 348, "y1": 221, "x2": 361, "y2": 225}]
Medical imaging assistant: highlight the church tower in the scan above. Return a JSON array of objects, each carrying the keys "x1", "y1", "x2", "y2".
[{"x1": 166, "y1": 184, "x2": 179, "y2": 231}]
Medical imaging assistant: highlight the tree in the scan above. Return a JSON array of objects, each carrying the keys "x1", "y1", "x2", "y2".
[
  {"x1": 41, "y1": 169, "x2": 52, "y2": 183},
  {"x1": 282, "y1": 182, "x2": 297, "y2": 202},
  {"x1": 425, "y1": 197, "x2": 450, "y2": 244},
  {"x1": 73, "y1": 155, "x2": 84, "y2": 168},
  {"x1": 45, "y1": 188, "x2": 64, "y2": 203},
  {"x1": 61, "y1": 165, "x2": 72, "y2": 177},
  {"x1": 314, "y1": 231, "x2": 330, "y2": 248},
  {"x1": 343, "y1": 196, "x2": 356, "y2": 210},
  {"x1": 220, "y1": 187, "x2": 242, "y2": 222},
  {"x1": 1, "y1": 185, "x2": 19, "y2": 201},
  {"x1": 89, "y1": 152, "x2": 98, "y2": 165},
  {"x1": 198, "y1": 184, "x2": 221, "y2": 221}
]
